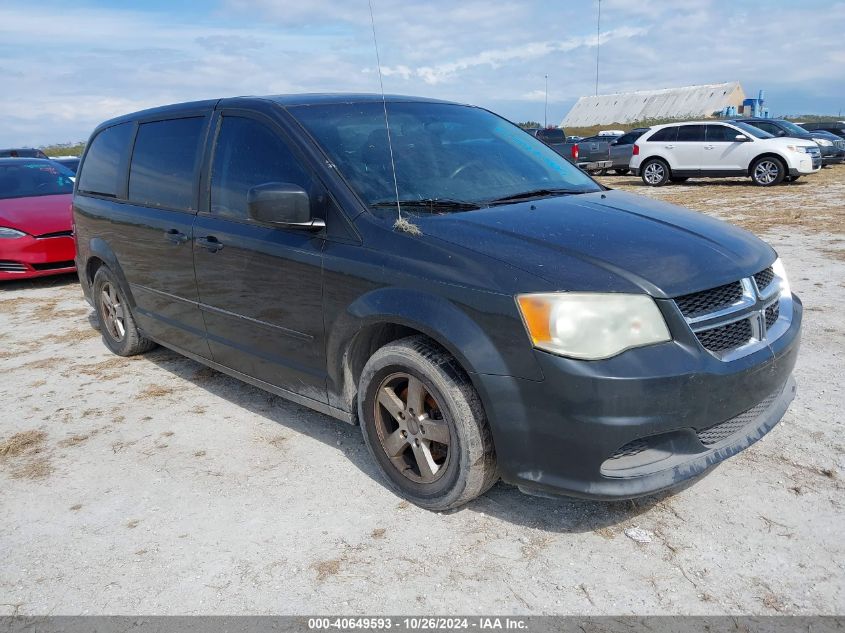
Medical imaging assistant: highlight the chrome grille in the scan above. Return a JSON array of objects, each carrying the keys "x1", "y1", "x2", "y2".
[
  {"x1": 695, "y1": 319, "x2": 753, "y2": 353},
  {"x1": 675, "y1": 282, "x2": 743, "y2": 319},
  {"x1": 765, "y1": 302, "x2": 779, "y2": 329},
  {"x1": 753, "y1": 267, "x2": 774, "y2": 292},
  {"x1": 674, "y1": 266, "x2": 791, "y2": 360}
]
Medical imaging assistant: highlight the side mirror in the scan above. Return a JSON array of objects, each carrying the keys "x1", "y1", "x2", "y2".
[
  {"x1": 776, "y1": 130, "x2": 786, "y2": 137},
  {"x1": 735, "y1": 134, "x2": 749, "y2": 142},
  {"x1": 247, "y1": 183, "x2": 324, "y2": 230},
  {"x1": 610, "y1": 139, "x2": 618, "y2": 146}
]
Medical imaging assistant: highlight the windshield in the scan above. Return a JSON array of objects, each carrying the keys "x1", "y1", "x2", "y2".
[
  {"x1": 775, "y1": 120, "x2": 810, "y2": 136},
  {"x1": 732, "y1": 121, "x2": 774, "y2": 139},
  {"x1": 0, "y1": 160, "x2": 75, "y2": 199},
  {"x1": 289, "y1": 102, "x2": 600, "y2": 215}
]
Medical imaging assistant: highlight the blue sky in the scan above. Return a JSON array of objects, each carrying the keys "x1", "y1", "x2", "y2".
[{"x1": 1, "y1": 0, "x2": 844, "y2": 145}]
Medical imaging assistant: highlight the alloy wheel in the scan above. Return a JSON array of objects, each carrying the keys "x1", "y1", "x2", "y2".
[
  {"x1": 99, "y1": 281, "x2": 126, "y2": 341},
  {"x1": 754, "y1": 160, "x2": 779, "y2": 184},
  {"x1": 373, "y1": 372, "x2": 451, "y2": 484},
  {"x1": 643, "y1": 162, "x2": 665, "y2": 184}
]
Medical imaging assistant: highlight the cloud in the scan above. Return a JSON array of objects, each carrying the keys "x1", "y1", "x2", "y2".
[{"x1": 0, "y1": 0, "x2": 842, "y2": 145}]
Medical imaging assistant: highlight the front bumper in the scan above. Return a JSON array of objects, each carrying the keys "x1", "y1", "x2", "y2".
[
  {"x1": 473, "y1": 295, "x2": 802, "y2": 500},
  {"x1": 0, "y1": 234, "x2": 76, "y2": 280}
]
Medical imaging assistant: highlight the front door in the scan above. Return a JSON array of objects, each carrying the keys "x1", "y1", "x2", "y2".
[
  {"x1": 192, "y1": 111, "x2": 327, "y2": 403},
  {"x1": 702, "y1": 124, "x2": 749, "y2": 172}
]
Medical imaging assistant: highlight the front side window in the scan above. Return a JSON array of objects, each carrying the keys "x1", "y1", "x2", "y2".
[
  {"x1": 288, "y1": 101, "x2": 600, "y2": 217},
  {"x1": 706, "y1": 125, "x2": 741, "y2": 142},
  {"x1": 128, "y1": 117, "x2": 205, "y2": 210},
  {"x1": 210, "y1": 116, "x2": 311, "y2": 220},
  {"x1": 78, "y1": 122, "x2": 133, "y2": 197},
  {"x1": 0, "y1": 160, "x2": 74, "y2": 199},
  {"x1": 676, "y1": 125, "x2": 706, "y2": 142}
]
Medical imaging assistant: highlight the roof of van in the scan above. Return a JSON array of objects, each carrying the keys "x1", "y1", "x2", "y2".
[{"x1": 91, "y1": 94, "x2": 460, "y2": 133}]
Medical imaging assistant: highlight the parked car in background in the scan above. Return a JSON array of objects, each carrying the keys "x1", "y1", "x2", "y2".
[
  {"x1": 525, "y1": 127, "x2": 568, "y2": 155},
  {"x1": 52, "y1": 156, "x2": 81, "y2": 174},
  {"x1": 570, "y1": 135, "x2": 615, "y2": 174},
  {"x1": 798, "y1": 121, "x2": 845, "y2": 139},
  {"x1": 0, "y1": 158, "x2": 76, "y2": 279},
  {"x1": 608, "y1": 128, "x2": 650, "y2": 174},
  {"x1": 566, "y1": 135, "x2": 582, "y2": 143},
  {"x1": 527, "y1": 128, "x2": 613, "y2": 173},
  {"x1": 631, "y1": 120, "x2": 821, "y2": 186},
  {"x1": 0, "y1": 148, "x2": 50, "y2": 159},
  {"x1": 736, "y1": 118, "x2": 844, "y2": 166},
  {"x1": 74, "y1": 94, "x2": 801, "y2": 510}
]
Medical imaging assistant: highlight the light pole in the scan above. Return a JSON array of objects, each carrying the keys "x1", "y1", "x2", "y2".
[
  {"x1": 544, "y1": 74, "x2": 548, "y2": 128},
  {"x1": 595, "y1": 0, "x2": 601, "y2": 96}
]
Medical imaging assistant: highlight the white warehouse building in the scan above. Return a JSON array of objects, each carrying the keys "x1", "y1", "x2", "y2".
[{"x1": 561, "y1": 82, "x2": 746, "y2": 128}]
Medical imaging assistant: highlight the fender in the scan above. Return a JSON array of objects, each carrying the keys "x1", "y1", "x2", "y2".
[
  {"x1": 325, "y1": 286, "x2": 545, "y2": 413},
  {"x1": 85, "y1": 237, "x2": 137, "y2": 308}
]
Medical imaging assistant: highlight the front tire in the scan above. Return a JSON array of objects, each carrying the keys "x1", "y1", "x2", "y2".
[
  {"x1": 358, "y1": 336, "x2": 498, "y2": 511},
  {"x1": 751, "y1": 156, "x2": 786, "y2": 186},
  {"x1": 92, "y1": 266, "x2": 156, "y2": 356},
  {"x1": 641, "y1": 159, "x2": 670, "y2": 186}
]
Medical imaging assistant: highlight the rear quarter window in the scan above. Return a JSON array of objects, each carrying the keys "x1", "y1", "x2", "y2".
[
  {"x1": 77, "y1": 123, "x2": 134, "y2": 197},
  {"x1": 128, "y1": 117, "x2": 206, "y2": 210},
  {"x1": 648, "y1": 127, "x2": 678, "y2": 142}
]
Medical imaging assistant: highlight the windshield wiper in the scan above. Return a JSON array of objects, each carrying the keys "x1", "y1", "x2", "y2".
[
  {"x1": 369, "y1": 198, "x2": 482, "y2": 211},
  {"x1": 486, "y1": 188, "x2": 586, "y2": 205}
]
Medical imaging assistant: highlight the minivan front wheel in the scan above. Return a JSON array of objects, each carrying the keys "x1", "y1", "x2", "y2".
[
  {"x1": 93, "y1": 266, "x2": 156, "y2": 356},
  {"x1": 358, "y1": 336, "x2": 498, "y2": 511},
  {"x1": 641, "y1": 159, "x2": 670, "y2": 186},
  {"x1": 751, "y1": 156, "x2": 785, "y2": 186}
]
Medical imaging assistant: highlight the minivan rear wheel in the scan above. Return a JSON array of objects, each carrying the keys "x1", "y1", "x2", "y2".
[
  {"x1": 750, "y1": 156, "x2": 785, "y2": 186},
  {"x1": 93, "y1": 266, "x2": 156, "y2": 356},
  {"x1": 641, "y1": 159, "x2": 670, "y2": 186},
  {"x1": 358, "y1": 336, "x2": 498, "y2": 511}
]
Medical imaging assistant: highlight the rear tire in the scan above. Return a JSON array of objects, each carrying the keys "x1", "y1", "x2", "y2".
[
  {"x1": 641, "y1": 159, "x2": 670, "y2": 186},
  {"x1": 613, "y1": 168, "x2": 630, "y2": 176},
  {"x1": 92, "y1": 266, "x2": 156, "y2": 356},
  {"x1": 358, "y1": 336, "x2": 498, "y2": 511},
  {"x1": 750, "y1": 156, "x2": 786, "y2": 186}
]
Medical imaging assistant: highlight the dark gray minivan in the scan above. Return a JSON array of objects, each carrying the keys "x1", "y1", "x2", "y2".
[{"x1": 73, "y1": 95, "x2": 801, "y2": 510}]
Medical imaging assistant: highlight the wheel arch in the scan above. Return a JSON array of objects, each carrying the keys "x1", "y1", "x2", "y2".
[
  {"x1": 85, "y1": 238, "x2": 137, "y2": 308},
  {"x1": 326, "y1": 287, "x2": 514, "y2": 416},
  {"x1": 748, "y1": 152, "x2": 786, "y2": 175}
]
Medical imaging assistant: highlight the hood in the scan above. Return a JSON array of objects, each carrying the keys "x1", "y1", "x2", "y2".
[
  {"x1": 416, "y1": 190, "x2": 774, "y2": 298},
  {"x1": 0, "y1": 193, "x2": 73, "y2": 236}
]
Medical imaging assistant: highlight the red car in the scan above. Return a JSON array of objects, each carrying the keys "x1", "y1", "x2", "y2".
[{"x1": 0, "y1": 158, "x2": 76, "y2": 280}]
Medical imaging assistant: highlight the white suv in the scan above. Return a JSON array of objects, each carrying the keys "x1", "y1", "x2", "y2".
[{"x1": 630, "y1": 120, "x2": 821, "y2": 186}]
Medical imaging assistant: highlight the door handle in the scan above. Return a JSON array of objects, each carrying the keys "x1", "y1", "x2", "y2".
[
  {"x1": 196, "y1": 235, "x2": 224, "y2": 253},
  {"x1": 164, "y1": 228, "x2": 188, "y2": 244},
  {"x1": 664, "y1": 144, "x2": 675, "y2": 149},
  {"x1": 704, "y1": 145, "x2": 714, "y2": 150}
]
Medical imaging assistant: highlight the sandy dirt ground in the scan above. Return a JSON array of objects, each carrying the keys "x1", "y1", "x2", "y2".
[{"x1": 1, "y1": 166, "x2": 843, "y2": 615}]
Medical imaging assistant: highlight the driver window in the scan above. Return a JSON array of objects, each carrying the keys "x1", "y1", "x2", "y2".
[{"x1": 210, "y1": 116, "x2": 311, "y2": 220}]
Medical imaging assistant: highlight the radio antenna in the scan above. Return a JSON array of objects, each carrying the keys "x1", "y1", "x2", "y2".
[{"x1": 367, "y1": 0, "x2": 408, "y2": 230}]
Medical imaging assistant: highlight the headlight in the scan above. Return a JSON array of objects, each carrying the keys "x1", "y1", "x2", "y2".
[
  {"x1": 0, "y1": 227, "x2": 26, "y2": 239},
  {"x1": 772, "y1": 257, "x2": 790, "y2": 298},
  {"x1": 516, "y1": 292, "x2": 671, "y2": 360},
  {"x1": 786, "y1": 145, "x2": 813, "y2": 153},
  {"x1": 812, "y1": 137, "x2": 833, "y2": 147}
]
